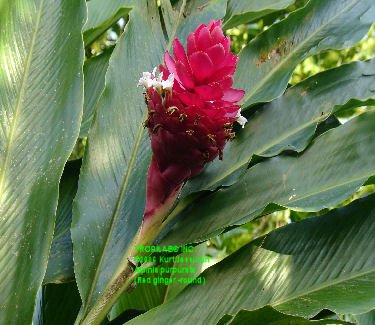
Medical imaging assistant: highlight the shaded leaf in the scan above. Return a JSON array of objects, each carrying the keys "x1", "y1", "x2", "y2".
[
  {"x1": 223, "y1": 0, "x2": 296, "y2": 30},
  {"x1": 83, "y1": 0, "x2": 134, "y2": 46},
  {"x1": 80, "y1": 49, "x2": 113, "y2": 137},
  {"x1": 164, "y1": 109, "x2": 375, "y2": 246},
  {"x1": 33, "y1": 282, "x2": 81, "y2": 325},
  {"x1": 235, "y1": 0, "x2": 375, "y2": 108},
  {"x1": 130, "y1": 194, "x2": 375, "y2": 324},
  {"x1": 355, "y1": 310, "x2": 375, "y2": 325},
  {"x1": 110, "y1": 243, "x2": 207, "y2": 319},
  {"x1": 43, "y1": 160, "x2": 81, "y2": 285},
  {"x1": 0, "y1": 0, "x2": 85, "y2": 323},
  {"x1": 221, "y1": 306, "x2": 351, "y2": 325},
  {"x1": 183, "y1": 59, "x2": 375, "y2": 196}
]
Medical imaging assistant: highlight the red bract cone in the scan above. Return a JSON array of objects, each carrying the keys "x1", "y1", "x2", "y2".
[{"x1": 137, "y1": 20, "x2": 246, "y2": 239}]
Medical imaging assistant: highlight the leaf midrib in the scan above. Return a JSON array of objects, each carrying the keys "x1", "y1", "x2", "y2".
[
  {"x1": 196, "y1": 171, "x2": 373, "y2": 246},
  {"x1": 204, "y1": 117, "x2": 322, "y2": 190},
  {"x1": 0, "y1": 0, "x2": 45, "y2": 202},
  {"x1": 240, "y1": 0, "x2": 359, "y2": 106},
  {"x1": 273, "y1": 266, "x2": 375, "y2": 310},
  {"x1": 283, "y1": 174, "x2": 369, "y2": 207},
  {"x1": 82, "y1": 121, "x2": 146, "y2": 315}
]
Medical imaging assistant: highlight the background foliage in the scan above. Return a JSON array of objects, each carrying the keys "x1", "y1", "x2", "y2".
[{"x1": 1, "y1": 0, "x2": 375, "y2": 324}]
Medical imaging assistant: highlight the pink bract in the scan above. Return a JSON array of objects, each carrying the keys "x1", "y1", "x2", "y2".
[
  {"x1": 159, "y1": 20, "x2": 245, "y2": 108},
  {"x1": 138, "y1": 20, "x2": 246, "y2": 221}
]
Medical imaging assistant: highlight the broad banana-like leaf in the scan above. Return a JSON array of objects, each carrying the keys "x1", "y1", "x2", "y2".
[
  {"x1": 83, "y1": 0, "x2": 134, "y2": 46},
  {"x1": 130, "y1": 194, "x2": 375, "y2": 324},
  {"x1": 355, "y1": 310, "x2": 375, "y2": 325},
  {"x1": 220, "y1": 306, "x2": 351, "y2": 325},
  {"x1": 72, "y1": 0, "x2": 227, "y2": 321},
  {"x1": 0, "y1": 0, "x2": 85, "y2": 323},
  {"x1": 223, "y1": 0, "x2": 296, "y2": 30},
  {"x1": 33, "y1": 282, "x2": 81, "y2": 325},
  {"x1": 80, "y1": 49, "x2": 113, "y2": 137},
  {"x1": 164, "y1": 109, "x2": 375, "y2": 246},
  {"x1": 183, "y1": 58, "x2": 375, "y2": 195},
  {"x1": 110, "y1": 243, "x2": 207, "y2": 320},
  {"x1": 235, "y1": 0, "x2": 375, "y2": 108},
  {"x1": 43, "y1": 160, "x2": 81, "y2": 285}
]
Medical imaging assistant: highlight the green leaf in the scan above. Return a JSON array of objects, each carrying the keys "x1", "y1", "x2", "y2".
[
  {"x1": 223, "y1": 0, "x2": 296, "y2": 30},
  {"x1": 80, "y1": 49, "x2": 113, "y2": 137},
  {"x1": 236, "y1": 0, "x2": 375, "y2": 108},
  {"x1": 164, "y1": 109, "x2": 375, "y2": 246},
  {"x1": 183, "y1": 58, "x2": 375, "y2": 196},
  {"x1": 83, "y1": 0, "x2": 134, "y2": 46},
  {"x1": 130, "y1": 194, "x2": 375, "y2": 324},
  {"x1": 355, "y1": 310, "x2": 375, "y2": 325},
  {"x1": 43, "y1": 160, "x2": 81, "y2": 285},
  {"x1": 72, "y1": 0, "x2": 227, "y2": 321},
  {"x1": 220, "y1": 306, "x2": 351, "y2": 325},
  {"x1": 110, "y1": 243, "x2": 207, "y2": 319},
  {"x1": 0, "y1": 0, "x2": 85, "y2": 323},
  {"x1": 33, "y1": 282, "x2": 82, "y2": 325}
]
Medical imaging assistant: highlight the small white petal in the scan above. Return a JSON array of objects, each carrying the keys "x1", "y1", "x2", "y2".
[
  {"x1": 235, "y1": 110, "x2": 247, "y2": 128},
  {"x1": 162, "y1": 73, "x2": 174, "y2": 91},
  {"x1": 138, "y1": 68, "x2": 174, "y2": 95},
  {"x1": 138, "y1": 71, "x2": 154, "y2": 88}
]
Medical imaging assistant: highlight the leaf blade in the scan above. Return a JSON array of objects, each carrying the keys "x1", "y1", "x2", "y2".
[
  {"x1": 130, "y1": 194, "x2": 375, "y2": 324},
  {"x1": 235, "y1": 0, "x2": 375, "y2": 108},
  {"x1": 165, "y1": 109, "x2": 375, "y2": 246},
  {"x1": 223, "y1": 0, "x2": 296, "y2": 30},
  {"x1": 43, "y1": 160, "x2": 81, "y2": 285},
  {"x1": 0, "y1": 0, "x2": 85, "y2": 323},
  {"x1": 183, "y1": 58, "x2": 375, "y2": 196},
  {"x1": 80, "y1": 49, "x2": 113, "y2": 137}
]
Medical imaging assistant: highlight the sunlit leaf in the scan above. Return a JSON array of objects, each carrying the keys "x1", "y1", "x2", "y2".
[
  {"x1": 223, "y1": 0, "x2": 296, "y2": 30},
  {"x1": 236, "y1": 0, "x2": 375, "y2": 108},
  {"x1": 183, "y1": 58, "x2": 375, "y2": 195},
  {"x1": 0, "y1": 0, "x2": 85, "y2": 323},
  {"x1": 131, "y1": 194, "x2": 375, "y2": 323},
  {"x1": 164, "y1": 109, "x2": 375, "y2": 246}
]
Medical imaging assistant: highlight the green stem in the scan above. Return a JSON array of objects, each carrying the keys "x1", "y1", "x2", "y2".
[{"x1": 79, "y1": 188, "x2": 181, "y2": 325}]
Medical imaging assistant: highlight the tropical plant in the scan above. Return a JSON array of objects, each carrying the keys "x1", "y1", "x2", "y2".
[{"x1": 1, "y1": 0, "x2": 375, "y2": 324}]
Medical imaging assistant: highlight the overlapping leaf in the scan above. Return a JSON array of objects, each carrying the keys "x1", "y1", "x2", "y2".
[
  {"x1": 80, "y1": 50, "x2": 113, "y2": 137},
  {"x1": 220, "y1": 306, "x2": 351, "y2": 325},
  {"x1": 130, "y1": 194, "x2": 375, "y2": 324},
  {"x1": 164, "y1": 109, "x2": 375, "y2": 246},
  {"x1": 223, "y1": 0, "x2": 296, "y2": 30},
  {"x1": 355, "y1": 310, "x2": 375, "y2": 325},
  {"x1": 33, "y1": 283, "x2": 81, "y2": 325},
  {"x1": 43, "y1": 160, "x2": 81, "y2": 284},
  {"x1": 235, "y1": 0, "x2": 375, "y2": 108},
  {"x1": 110, "y1": 243, "x2": 206, "y2": 320},
  {"x1": 183, "y1": 58, "x2": 375, "y2": 195},
  {"x1": 83, "y1": 0, "x2": 135, "y2": 45},
  {"x1": 0, "y1": 0, "x2": 85, "y2": 323}
]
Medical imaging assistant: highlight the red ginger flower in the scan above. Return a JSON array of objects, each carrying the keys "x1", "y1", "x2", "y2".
[
  {"x1": 138, "y1": 20, "x2": 246, "y2": 222},
  {"x1": 160, "y1": 19, "x2": 245, "y2": 110}
]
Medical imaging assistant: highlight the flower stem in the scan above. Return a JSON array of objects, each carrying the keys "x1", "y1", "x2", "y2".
[{"x1": 79, "y1": 185, "x2": 182, "y2": 325}]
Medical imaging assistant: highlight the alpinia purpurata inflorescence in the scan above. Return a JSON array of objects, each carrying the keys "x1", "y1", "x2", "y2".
[{"x1": 138, "y1": 20, "x2": 246, "y2": 222}]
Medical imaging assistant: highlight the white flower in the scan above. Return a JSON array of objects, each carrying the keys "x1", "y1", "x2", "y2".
[
  {"x1": 161, "y1": 73, "x2": 174, "y2": 93},
  {"x1": 137, "y1": 71, "x2": 154, "y2": 88},
  {"x1": 138, "y1": 67, "x2": 174, "y2": 94},
  {"x1": 235, "y1": 110, "x2": 247, "y2": 128}
]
